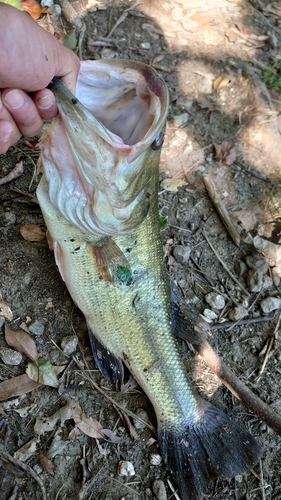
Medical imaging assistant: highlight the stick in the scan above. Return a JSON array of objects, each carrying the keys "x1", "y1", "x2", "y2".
[
  {"x1": 203, "y1": 229, "x2": 250, "y2": 296},
  {"x1": 0, "y1": 447, "x2": 47, "y2": 500},
  {"x1": 256, "y1": 308, "x2": 281, "y2": 380},
  {"x1": 203, "y1": 173, "x2": 241, "y2": 246}
]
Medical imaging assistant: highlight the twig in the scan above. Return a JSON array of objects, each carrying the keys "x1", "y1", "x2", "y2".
[
  {"x1": 259, "y1": 460, "x2": 267, "y2": 500},
  {"x1": 150, "y1": 63, "x2": 174, "y2": 73},
  {"x1": 203, "y1": 229, "x2": 250, "y2": 296},
  {"x1": 77, "y1": 22, "x2": 86, "y2": 60},
  {"x1": 167, "y1": 479, "x2": 182, "y2": 500},
  {"x1": 106, "y1": 1, "x2": 142, "y2": 39},
  {"x1": 256, "y1": 308, "x2": 281, "y2": 380},
  {"x1": 203, "y1": 173, "x2": 241, "y2": 246},
  {"x1": 226, "y1": 290, "x2": 263, "y2": 332},
  {"x1": 55, "y1": 0, "x2": 82, "y2": 29},
  {"x1": 209, "y1": 315, "x2": 275, "y2": 331},
  {"x1": 0, "y1": 447, "x2": 47, "y2": 500},
  {"x1": 173, "y1": 295, "x2": 281, "y2": 435},
  {"x1": 73, "y1": 355, "x2": 156, "y2": 434},
  {"x1": 0, "y1": 161, "x2": 24, "y2": 186},
  {"x1": 78, "y1": 464, "x2": 106, "y2": 500}
]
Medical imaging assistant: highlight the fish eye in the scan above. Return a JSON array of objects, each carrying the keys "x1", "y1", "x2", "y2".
[{"x1": 151, "y1": 130, "x2": 165, "y2": 151}]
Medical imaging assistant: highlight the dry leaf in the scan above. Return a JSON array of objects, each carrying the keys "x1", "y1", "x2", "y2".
[
  {"x1": 20, "y1": 224, "x2": 46, "y2": 242},
  {"x1": 38, "y1": 451, "x2": 55, "y2": 476},
  {"x1": 34, "y1": 400, "x2": 75, "y2": 435},
  {"x1": 0, "y1": 293, "x2": 13, "y2": 321},
  {"x1": 213, "y1": 142, "x2": 237, "y2": 166},
  {"x1": 5, "y1": 324, "x2": 38, "y2": 364},
  {"x1": 14, "y1": 438, "x2": 38, "y2": 461},
  {"x1": 0, "y1": 374, "x2": 41, "y2": 401},
  {"x1": 26, "y1": 358, "x2": 59, "y2": 387},
  {"x1": 20, "y1": 0, "x2": 47, "y2": 19},
  {"x1": 102, "y1": 428, "x2": 122, "y2": 444},
  {"x1": 0, "y1": 405, "x2": 9, "y2": 418},
  {"x1": 161, "y1": 178, "x2": 187, "y2": 192},
  {"x1": 71, "y1": 404, "x2": 104, "y2": 439}
]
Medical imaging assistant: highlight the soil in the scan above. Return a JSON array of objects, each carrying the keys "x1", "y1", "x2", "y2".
[{"x1": 1, "y1": 0, "x2": 281, "y2": 499}]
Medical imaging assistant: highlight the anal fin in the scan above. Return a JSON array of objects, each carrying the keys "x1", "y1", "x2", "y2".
[{"x1": 88, "y1": 327, "x2": 124, "y2": 384}]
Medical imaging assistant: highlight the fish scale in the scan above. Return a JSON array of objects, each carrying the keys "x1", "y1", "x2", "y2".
[{"x1": 38, "y1": 61, "x2": 261, "y2": 500}]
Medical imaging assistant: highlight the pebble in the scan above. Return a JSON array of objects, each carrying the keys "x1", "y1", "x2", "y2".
[
  {"x1": 234, "y1": 259, "x2": 248, "y2": 276},
  {"x1": 41, "y1": 0, "x2": 54, "y2": 6},
  {"x1": 0, "y1": 211, "x2": 16, "y2": 225},
  {"x1": 29, "y1": 321, "x2": 45, "y2": 336},
  {"x1": 173, "y1": 244, "x2": 191, "y2": 264},
  {"x1": 203, "y1": 308, "x2": 218, "y2": 321},
  {"x1": 228, "y1": 306, "x2": 247, "y2": 322},
  {"x1": 260, "y1": 297, "x2": 281, "y2": 314},
  {"x1": 176, "y1": 97, "x2": 194, "y2": 110},
  {"x1": 140, "y1": 42, "x2": 151, "y2": 49},
  {"x1": 152, "y1": 479, "x2": 167, "y2": 500},
  {"x1": 173, "y1": 113, "x2": 189, "y2": 127},
  {"x1": 272, "y1": 268, "x2": 281, "y2": 287},
  {"x1": 263, "y1": 275, "x2": 273, "y2": 290},
  {"x1": 150, "y1": 453, "x2": 162, "y2": 466},
  {"x1": 245, "y1": 253, "x2": 268, "y2": 274},
  {"x1": 0, "y1": 347, "x2": 23, "y2": 365},
  {"x1": 133, "y1": 408, "x2": 149, "y2": 430},
  {"x1": 246, "y1": 269, "x2": 263, "y2": 292},
  {"x1": 205, "y1": 292, "x2": 225, "y2": 310},
  {"x1": 61, "y1": 335, "x2": 79, "y2": 355},
  {"x1": 117, "y1": 461, "x2": 135, "y2": 477}
]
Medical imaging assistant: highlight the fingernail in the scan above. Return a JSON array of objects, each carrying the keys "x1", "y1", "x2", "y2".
[
  {"x1": 4, "y1": 90, "x2": 25, "y2": 110},
  {"x1": 37, "y1": 94, "x2": 53, "y2": 110}
]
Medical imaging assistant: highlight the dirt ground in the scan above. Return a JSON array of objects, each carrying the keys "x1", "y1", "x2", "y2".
[{"x1": 1, "y1": 0, "x2": 281, "y2": 499}]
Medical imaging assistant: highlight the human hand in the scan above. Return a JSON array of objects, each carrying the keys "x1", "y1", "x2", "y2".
[{"x1": 0, "y1": 4, "x2": 80, "y2": 154}]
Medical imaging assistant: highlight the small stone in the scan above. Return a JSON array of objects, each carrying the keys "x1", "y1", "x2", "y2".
[
  {"x1": 173, "y1": 113, "x2": 189, "y2": 127},
  {"x1": 203, "y1": 308, "x2": 218, "y2": 321},
  {"x1": 0, "y1": 347, "x2": 23, "y2": 365},
  {"x1": 245, "y1": 254, "x2": 268, "y2": 274},
  {"x1": 176, "y1": 97, "x2": 194, "y2": 110},
  {"x1": 133, "y1": 408, "x2": 148, "y2": 430},
  {"x1": 150, "y1": 453, "x2": 162, "y2": 466},
  {"x1": 117, "y1": 461, "x2": 135, "y2": 477},
  {"x1": 205, "y1": 292, "x2": 225, "y2": 310},
  {"x1": 41, "y1": 0, "x2": 53, "y2": 6},
  {"x1": 0, "y1": 211, "x2": 16, "y2": 225},
  {"x1": 29, "y1": 321, "x2": 45, "y2": 336},
  {"x1": 228, "y1": 306, "x2": 247, "y2": 322},
  {"x1": 173, "y1": 245, "x2": 191, "y2": 264},
  {"x1": 140, "y1": 42, "x2": 151, "y2": 49},
  {"x1": 234, "y1": 259, "x2": 248, "y2": 276},
  {"x1": 61, "y1": 335, "x2": 79, "y2": 355},
  {"x1": 152, "y1": 479, "x2": 167, "y2": 500},
  {"x1": 260, "y1": 297, "x2": 281, "y2": 314},
  {"x1": 272, "y1": 267, "x2": 281, "y2": 287},
  {"x1": 263, "y1": 275, "x2": 273, "y2": 290},
  {"x1": 246, "y1": 269, "x2": 263, "y2": 292}
]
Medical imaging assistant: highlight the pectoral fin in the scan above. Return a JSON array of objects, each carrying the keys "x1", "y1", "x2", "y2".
[{"x1": 90, "y1": 237, "x2": 132, "y2": 284}]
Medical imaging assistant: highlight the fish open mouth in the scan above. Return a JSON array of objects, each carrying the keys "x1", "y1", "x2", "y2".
[
  {"x1": 76, "y1": 60, "x2": 167, "y2": 148},
  {"x1": 39, "y1": 60, "x2": 169, "y2": 236}
]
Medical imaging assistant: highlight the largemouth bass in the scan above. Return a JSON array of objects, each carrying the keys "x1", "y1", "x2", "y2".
[{"x1": 37, "y1": 60, "x2": 260, "y2": 500}]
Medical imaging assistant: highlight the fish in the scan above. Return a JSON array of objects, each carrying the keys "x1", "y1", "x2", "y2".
[{"x1": 37, "y1": 60, "x2": 261, "y2": 500}]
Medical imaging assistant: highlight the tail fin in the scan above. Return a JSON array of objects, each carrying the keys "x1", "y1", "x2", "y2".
[{"x1": 158, "y1": 399, "x2": 261, "y2": 500}]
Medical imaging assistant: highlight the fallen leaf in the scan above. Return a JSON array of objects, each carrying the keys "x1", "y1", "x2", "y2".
[
  {"x1": 38, "y1": 451, "x2": 55, "y2": 476},
  {"x1": 5, "y1": 324, "x2": 38, "y2": 364},
  {"x1": 102, "y1": 428, "x2": 122, "y2": 443},
  {"x1": 34, "y1": 400, "x2": 75, "y2": 435},
  {"x1": 0, "y1": 293, "x2": 13, "y2": 321},
  {"x1": 0, "y1": 374, "x2": 41, "y2": 401},
  {"x1": 71, "y1": 404, "x2": 104, "y2": 439},
  {"x1": 20, "y1": 0, "x2": 47, "y2": 19},
  {"x1": 26, "y1": 358, "x2": 59, "y2": 387},
  {"x1": 0, "y1": 365, "x2": 65, "y2": 402},
  {"x1": 20, "y1": 224, "x2": 46, "y2": 242},
  {"x1": 161, "y1": 178, "x2": 187, "y2": 192},
  {"x1": 14, "y1": 438, "x2": 38, "y2": 461},
  {"x1": 60, "y1": 29, "x2": 77, "y2": 49},
  {"x1": 213, "y1": 142, "x2": 237, "y2": 165}
]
